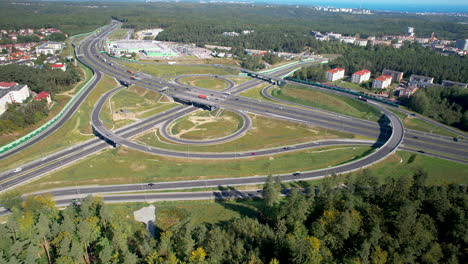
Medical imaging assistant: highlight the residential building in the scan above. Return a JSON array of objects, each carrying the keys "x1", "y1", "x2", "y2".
[
  {"x1": 409, "y1": 75, "x2": 434, "y2": 84},
  {"x1": 455, "y1": 39, "x2": 468, "y2": 51},
  {"x1": 372, "y1": 75, "x2": 392, "y2": 89},
  {"x1": 354, "y1": 39, "x2": 368, "y2": 46},
  {"x1": 222, "y1": 32, "x2": 239, "y2": 37},
  {"x1": 326, "y1": 68, "x2": 345, "y2": 82},
  {"x1": 0, "y1": 82, "x2": 30, "y2": 115},
  {"x1": 50, "y1": 63, "x2": 66, "y2": 71},
  {"x1": 382, "y1": 69, "x2": 404, "y2": 83},
  {"x1": 441, "y1": 80, "x2": 468, "y2": 89},
  {"x1": 351, "y1": 69, "x2": 371, "y2": 84},
  {"x1": 34, "y1": 91, "x2": 52, "y2": 106},
  {"x1": 35, "y1": 41, "x2": 63, "y2": 55}
]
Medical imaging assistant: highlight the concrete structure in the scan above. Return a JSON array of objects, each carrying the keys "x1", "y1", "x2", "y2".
[
  {"x1": 382, "y1": 69, "x2": 404, "y2": 83},
  {"x1": 326, "y1": 67, "x2": 345, "y2": 82},
  {"x1": 50, "y1": 63, "x2": 66, "y2": 71},
  {"x1": 442, "y1": 80, "x2": 468, "y2": 89},
  {"x1": 456, "y1": 39, "x2": 468, "y2": 51},
  {"x1": 351, "y1": 69, "x2": 371, "y2": 84},
  {"x1": 35, "y1": 42, "x2": 63, "y2": 55},
  {"x1": 0, "y1": 82, "x2": 30, "y2": 115},
  {"x1": 34, "y1": 91, "x2": 52, "y2": 106},
  {"x1": 372, "y1": 75, "x2": 392, "y2": 89},
  {"x1": 409, "y1": 75, "x2": 434, "y2": 84}
]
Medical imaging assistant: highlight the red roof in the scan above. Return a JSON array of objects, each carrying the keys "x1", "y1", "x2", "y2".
[
  {"x1": 51, "y1": 63, "x2": 65, "y2": 68},
  {"x1": 353, "y1": 69, "x2": 371, "y2": 76},
  {"x1": 0, "y1": 82, "x2": 18, "y2": 88},
  {"x1": 34, "y1": 91, "x2": 50, "y2": 100},
  {"x1": 327, "y1": 67, "x2": 345, "y2": 74},
  {"x1": 375, "y1": 75, "x2": 392, "y2": 82}
]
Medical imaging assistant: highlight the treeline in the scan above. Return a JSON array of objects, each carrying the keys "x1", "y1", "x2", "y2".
[
  {"x1": 410, "y1": 85, "x2": 468, "y2": 130},
  {"x1": 0, "y1": 64, "x2": 81, "y2": 94},
  {"x1": 0, "y1": 100, "x2": 49, "y2": 134},
  {"x1": 1, "y1": 171, "x2": 466, "y2": 263}
]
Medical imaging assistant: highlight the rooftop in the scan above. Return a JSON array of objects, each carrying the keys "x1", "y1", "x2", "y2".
[
  {"x1": 0, "y1": 84, "x2": 27, "y2": 99},
  {"x1": 375, "y1": 75, "x2": 392, "y2": 82},
  {"x1": 353, "y1": 69, "x2": 371, "y2": 76},
  {"x1": 34, "y1": 91, "x2": 50, "y2": 100},
  {"x1": 327, "y1": 67, "x2": 345, "y2": 74},
  {"x1": 0, "y1": 82, "x2": 18, "y2": 88}
]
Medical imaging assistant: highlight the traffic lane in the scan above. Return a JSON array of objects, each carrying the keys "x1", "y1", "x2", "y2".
[{"x1": 402, "y1": 138, "x2": 468, "y2": 159}]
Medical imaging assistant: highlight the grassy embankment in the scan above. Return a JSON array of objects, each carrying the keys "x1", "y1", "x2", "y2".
[
  {"x1": 120, "y1": 62, "x2": 239, "y2": 77},
  {"x1": 20, "y1": 145, "x2": 372, "y2": 193},
  {"x1": 0, "y1": 75, "x2": 118, "y2": 172},
  {"x1": 107, "y1": 28, "x2": 129, "y2": 41},
  {"x1": 271, "y1": 84, "x2": 382, "y2": 122},
  {"x1": 99, "y1": 86, "x2": 178, "y2": 130},
  {"x1": 177, "y1": 76, "x2": 230, "y2": 91},
  {"x1": 169, "y1": 109, "x2": 242, "y2": 140}
]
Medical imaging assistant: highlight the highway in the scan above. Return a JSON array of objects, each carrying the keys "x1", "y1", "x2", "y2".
[{"x1": 0, "y1": 19, "x2": 465, "y2": 204}]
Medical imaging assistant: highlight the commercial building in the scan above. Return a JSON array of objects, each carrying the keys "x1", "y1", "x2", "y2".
[
  {"x1": 108, "y1": 40, "x2": 178, "y2": 57},
  {"x1": 372, "y1": 75, "x2": 392, "y2": 89},
  {"x1": 382, "y1": 69, "x2": 404, "y2": 83},
  {"x1": 456, "y1": 39, "x2": 468, "y2": 51},
  {"x1": 0, "y1": 82, "x2": 30, "y2": 115},
  {"x1": 441, "y1": 80, "x2": 468, "y2": 89},
  {"x1": 351, "y1": 69, "x2": 371, "y2": 84},
  {"x1": 326, "y1": 68, "x2": 345, "y2": 82},
  {"x1": 35, "y1": 42, "x2": 63, "y2": 55}
]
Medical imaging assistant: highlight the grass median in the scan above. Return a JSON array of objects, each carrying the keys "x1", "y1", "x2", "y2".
[
  {"x1": 19, "y1": 145, "x2": 372, "y2": 193},
  {"x1": 177, "y1": 76, "x2": 230, "y2": 91},
  {"x1": 121, "y1": 62, "x2": 240, "y2": 77}
]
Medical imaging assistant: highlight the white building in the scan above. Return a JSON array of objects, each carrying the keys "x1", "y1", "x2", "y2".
[
  {"x1": 35, "y1": 41, "x2": 63, "y2": 55},
  {"x1": 351, "y1": 69, "x2": 371, "y2": 84},
  {"x1": 372, "y1": 75, "x2": 392, "y2": 89},
  {"x1": 50, "y1": 63, "x2": 66, "y2": 71},
  {"x1": 326, "y1": 68, "x2": 345, "y2": 82},
  {"x1": 0, "y1": 82, "x2": 30, "y2": 115},
  {"x1": 354, "y1": 39, "x2": 368, "y2": 46},
  {"x1": 222, "y1": 32, "x2": 239, "y2": 37}
]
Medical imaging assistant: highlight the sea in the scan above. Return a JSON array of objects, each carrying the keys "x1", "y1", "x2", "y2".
[{"x1": 202, "y1": 0, "x2": 468, "y2": 13}]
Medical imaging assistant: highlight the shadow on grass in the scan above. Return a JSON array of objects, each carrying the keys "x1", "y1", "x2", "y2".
[{"x1": 213, "y1": 185, "x2": 261, "y2": 220}]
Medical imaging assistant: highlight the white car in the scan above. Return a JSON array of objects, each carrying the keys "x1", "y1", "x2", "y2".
[{"x1": 13, "y1": 167, "x2": 22, "y2": 173}]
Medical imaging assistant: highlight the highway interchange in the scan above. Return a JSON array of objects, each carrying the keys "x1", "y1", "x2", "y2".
[{"x1": 0, "y1": 20, "x2": 467, "y2": 212}]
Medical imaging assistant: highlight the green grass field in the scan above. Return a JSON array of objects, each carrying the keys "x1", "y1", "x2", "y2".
[
  {"x1": 136, "y1": 114, "x2": 361, "y2": 152},
  {"x1": 121, "y1": 63, "x2": 240, "y2": 77},
  {"x1": 226, "y1": 76, "x2": 253, "y2": 85},
  {"x1": 107, "y1": 28, "x2": 129, "y2": 41},
  {"x1": 169, "y1": 109, "x2": 243, "y2": 140},
  {"x1": 271, "y1": 84, "x2": 382, "y2": 122},
  {"x1": 177, "y1": 76, "x2": 230, "y2": 91},
  {"x1": 20, "y1": 145, "x2": 372, "y2": 193},
  {"x1": 0, "y1": 75, "x2": 119, "y2": 173}
]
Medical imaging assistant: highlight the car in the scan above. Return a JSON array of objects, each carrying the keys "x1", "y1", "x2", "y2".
[
  {"x1": 283, "y1": 147, "x2": 289, "y2": 150},
  {"x1": 148, "y1": 183, "x2": 155, "y2": 186},
  {"x1": 13, "y1": 167, "x2": 22, "y2": 173},
  {"x1": 453, "y1": 137, "x2": 459, "y2": 142},
  {"x1": 417, "y1": 150, "x2": 425, "y2": 154},
  {"x1": 293, "y1": 172, "x2": 301, "y2": 176},
  {"x1": 251, "y1": 152, "x2": 257, "y2": 155}
]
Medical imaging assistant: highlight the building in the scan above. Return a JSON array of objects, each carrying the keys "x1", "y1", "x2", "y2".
[
  {"x1": 35, "y1": 41, "x2": 63, "y2": 55},
  {"x1": 441, "y1": 80, "x2": 468, "y2": 89},
  {"x1": 222, "y1": 32, "x2": 239, "y2": 37},
  {"x1": 326, "y1": 68, "x2": 345, "y2": 82},
  {"x1": 34, "y1": 91, "x2": 52, "y2": 106},
  {"x1": 382, "y1": 69, "x2": 404, "y2": 83},
  {"x1": 351, "y1": 69, "x2": 371, "y2": 84},
  {"x1": 409, "y1": 75, "x2": 434, "y2": 84},
  {"x1": 407, "y1": 27, "x2": 414, "y2": 37},
  {"x1": 50, "y1": 63, "x2": 66, "y2": 71},
  {"x1": 455, "y1": 39, "x2": 468, "y2": 51},
  {"x1": 0, "y1": 82, "x2": 30, "y2": 115},
  {"x1": 372, "y1": 75, "x2": 392, "y2": 89},
  {"x1": 354, "y1": 39, "x2": 368, "y2": 46}
]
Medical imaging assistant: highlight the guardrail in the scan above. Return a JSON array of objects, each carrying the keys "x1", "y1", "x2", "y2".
[
  {"x1": 0, "y1": 28, "x2": 101, "y2": 155},
  {"x1": 287, "y1": 78, "x2": 400, "y2": 107}
]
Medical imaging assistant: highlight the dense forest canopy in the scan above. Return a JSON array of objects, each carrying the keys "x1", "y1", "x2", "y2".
[{"x1": 0, "y1": 171, "x2": 466, "y2": 263}]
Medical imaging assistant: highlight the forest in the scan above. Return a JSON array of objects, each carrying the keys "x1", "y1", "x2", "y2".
[
  {"x1": 409, "y1": 85, "x2": 468, "y2": 130},
  {"x1": 0, "y1": 171, "x2": 466, "y2": 263},
  {"x1": 0, "y1": 64, "x2": 82, "y2": 134}
]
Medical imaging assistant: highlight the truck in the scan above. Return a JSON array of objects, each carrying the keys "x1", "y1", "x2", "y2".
[
  {"x1": 198, "y1": 94, "x2": 208, "y2": 99},
  {"x1": 129, "y1": 76, "x2": 136, "y2": 80},
  {"x1": 127, "y1": 70, "x2": 134, "y2": 74}
]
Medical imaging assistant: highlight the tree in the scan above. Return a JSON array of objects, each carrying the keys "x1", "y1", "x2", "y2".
[
  {"x1": 189, "y1": 247, "x2": 207, "y2": 264},
  {"x1": 0, "y1": 191, "x2": 23, "y2": 211}
]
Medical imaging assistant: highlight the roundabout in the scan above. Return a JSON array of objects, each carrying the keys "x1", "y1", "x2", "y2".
[{"x1": 174, "y1": 75, "x2": 235, "y2": 91}]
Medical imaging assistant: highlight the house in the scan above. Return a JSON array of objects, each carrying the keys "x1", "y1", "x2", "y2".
[
  {"x1": 0, "y1": 82, "x2": 30, "y2": 115},
  {"x1": 326, "y1": 68, "x2": 345, "y2": 82},
  {"x1": 351, "y1": 69, "x2": 371, "y2": 84},
  {"x1": 34, "y1": 91, "x2": 52, "y2": 106},
  {"x1": 50, "y1": 63, "x2": 66, "y2": 71},
  {"x1": 382, "y1": 69, "x2": 404, "y2": 83},
  {"x1": 372, "y1": 75, "x2": 392, "y2": 89},
  {"x1": 409, "y1": 75, "x2": 434, "y2": 84},
  {"x1": 441, "y1": 80, "x2": 468, "y2": 89}
]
